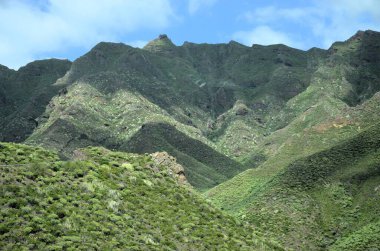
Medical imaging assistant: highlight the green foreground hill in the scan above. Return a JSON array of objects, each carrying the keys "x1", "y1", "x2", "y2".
[{"x1": 0, "y1": 142, "x2": 281, "y2": 250}]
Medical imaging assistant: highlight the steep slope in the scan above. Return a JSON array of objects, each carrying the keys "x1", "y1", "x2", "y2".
[
  {"x1": 27, "y1": 35, "x2": 319, "y2": 141},
  {"x1": 206, "y1": 30, "x2": 380, "y2": 249},
  {"x1": 0, "y1": 29, "x2": 379, "y2": 250},
  {"x1": 0, "y1": 142, "x2": 282, "y2": 250},
  {"x1": 25, "y1": 75, "x2": 238, "y2": 189},
  {"x1": 329, "y1": 221, "x2": 380, "y2": 251},
  {"x1": 177, "y1": 40, "x2": 321, "y2": 156},
  {"x1": 24, "y1": 34, "x2": 324, "y2": 189},
  {"x1": 270, "y1": 30, "x2": 380, "y2": 130},
  {"x1": 0, "y1": 59, "x2": 72, "y2": 142},
  {"x1": 123, "y1": 122, "x2": 246, "y2": 190},
  {"x1": 208, "y1": 122, "x2": 380, "y2": 250},
  {"x1": 207, "y1": 30, "x2": 380, "y2": 203},
  {"x1": 2, "y1": 30, "x2": 379, "y2": 190},
  {"x1": 206, "y1": 89, "x2": 380, "y2": 249}
]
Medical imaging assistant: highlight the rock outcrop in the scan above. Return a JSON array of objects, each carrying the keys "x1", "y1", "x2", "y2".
[{"x1": 150, "y1": 151, "x2": 188, "y2": 185}]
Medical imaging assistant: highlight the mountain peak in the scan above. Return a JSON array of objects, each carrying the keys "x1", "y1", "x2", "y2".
[
  {"x1": 143, "y1": 34, "x2": 176, "y2": 53},
  {"x1": 349, "y1": 29, "x2": 380, "y2": 41},
  {"x1": 158, "y1": 34, "x2": 170, "y2": 40}
]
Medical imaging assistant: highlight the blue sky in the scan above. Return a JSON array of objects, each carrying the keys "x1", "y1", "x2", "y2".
[{"x1": 1, "y1": 0, "x2": 379, "y2": 69}]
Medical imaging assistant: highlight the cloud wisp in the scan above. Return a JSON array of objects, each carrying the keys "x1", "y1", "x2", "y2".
[
  {"x1": 233, "y1": 26, "x2": 301, "y2": 48},
  {"x1": 188, "y1": 0, "x2": 218, "y2": 15},
  {"x1": 234, "y1": 0, "x2": 380, "y2": 49},
  {"x1": 0, "y1": 0, "x2": 175, "y2": 69}
]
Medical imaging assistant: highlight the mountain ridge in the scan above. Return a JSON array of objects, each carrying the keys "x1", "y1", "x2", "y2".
[
  {"x1": 1, "y1": 29, "x2": 380, "y2": 250},
  {"x1": 3, "y1": 30, "x2": 380, "y2": 183}
]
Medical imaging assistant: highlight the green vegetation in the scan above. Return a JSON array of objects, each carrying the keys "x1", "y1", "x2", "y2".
[
  {"x1": 124, "y1": 122, "x2": 247, "y2": 190},
  {"x1": 0, "y1": 142, "x2": 281, "y2": 250},
  {"x1": 204, "y1": 30, "x2": 380, "y2": 249},
  {"x1": 0, "y1": 142, "x2": 59, "y2": 164},
  {"x1": 1, "y1": 30, "x2": 380, "y2": 249},
  {"x1": 207, "y1": 123, "x2": 380, "y2": 250},
  {"x1": 329, "y1": 221, "x2": 380, "y2": 251},
  {"x1": 21, "y1": 33, "x2": 322, "y2": 189},
  {"x1": 0, "y1": 59, "x2": 71, "y2": 142}
]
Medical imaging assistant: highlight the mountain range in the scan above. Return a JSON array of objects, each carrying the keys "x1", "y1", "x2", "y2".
[{"x1": 1, "y1": 30, "x2": 379, "y2": 250}]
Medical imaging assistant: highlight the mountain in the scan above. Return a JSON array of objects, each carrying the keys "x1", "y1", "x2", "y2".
[
  {"x1": 205, "y1": 30, "x2": 380, "y2": 249},
  {"x1": 0, "y1": 59, "x2": 71, "y2": 142},
  {"x1": 0, "y1": 30, "x2": 380, "y2": 249},
  {"x1": 21, "y1": 33, "x2": 323, "y2": 189}
]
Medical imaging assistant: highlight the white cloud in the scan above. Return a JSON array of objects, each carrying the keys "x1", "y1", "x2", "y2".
[
  {"x1": 232, "y1": 26, "x2": 302, "y2": 48},
  {"x1": 126, "y1": 40, "x2": 148, "y2": 48},
  {"x1": 0, "y1": 0, "x2": 175, "y2": 69},
  {"x1": 188, "y1": 0, "x2": 217, "y2": 15},
  {"x1": 238, "y1": 0, "x2": 380, "y2": 49},
  {"x1": 327, "y1": 0, "x2": 380, "y2": 18},
  {"x1": 241, "y1": 6, "x2": 314, "y2": 24},
  {"x1": 315, "y1": 0, "x2": 380, "y2": 47}
]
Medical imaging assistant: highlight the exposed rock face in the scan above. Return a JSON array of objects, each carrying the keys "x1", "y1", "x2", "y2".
[
  {"x1": 143, "y1": 34, "x2": 176, "y2": 54},
  {"x1": 150, "y1": 151, "x2": 188, "y2": 185},
  {"x1": 159, "y1": 34, "x2": 168, "y2": 40},
  {"x1": 234, "y1": 103, "x2": 249, "y2": 116},
  {"x1": 72, "y1": 149, "x2": 88, "y2": 161}
]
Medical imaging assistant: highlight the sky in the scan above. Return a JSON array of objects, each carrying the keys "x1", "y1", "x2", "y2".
[{"x1": 0, "y1": 0, "x2": 379, "y2": 69}]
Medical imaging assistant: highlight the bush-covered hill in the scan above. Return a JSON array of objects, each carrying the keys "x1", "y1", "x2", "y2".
[
  {"x1": 207, "y1": 122, "x2": 380, "y2": 250},
  {"x1": 0, "y1": 142, "x2": 281, "y2": 250}
]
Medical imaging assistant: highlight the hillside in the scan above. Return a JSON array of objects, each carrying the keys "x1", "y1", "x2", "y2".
[
  {"x1": 206, "y1": 104, "x2": 380, "y2": 250},
  {"x1": 204, "y1": 30, "x2": 380, "y2": 249},
  {"x1": 0, "y1": 29, "x2": 380, "y2": 249},
  {"x1": 15, "y1": 34, "x2": 318, "y2": 189},
  {"x1": 0, "y1": 59, "x2": 72, "y2": 142},
  {"x1": 21, "y1": 30, "x2": 379, "y2": 187},
  {"x1": 123, "y1": 122, "x2": 246, "y2": 190},
  {"x1": 0, "y1": 142, "x2": 281, "y2": 250}
]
